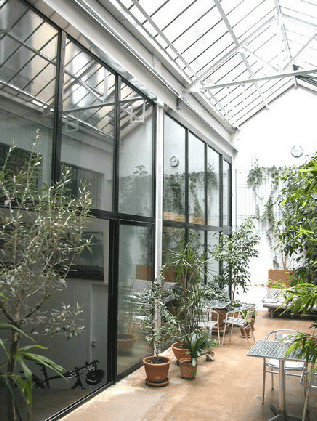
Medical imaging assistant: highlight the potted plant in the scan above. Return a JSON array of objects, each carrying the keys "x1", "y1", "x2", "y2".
[
  {"x1": 162, "y1": 241, "x2": 210, "y2": 362},
  {"x1": 140, "y1": 278, "x2": 177, "y2": 387},
  {"x1": 210, "y1": 217, "x2": 260, "y2": 300},
  {"x1": 179, "y1": 331, "x2": 217, "y2": 379}
]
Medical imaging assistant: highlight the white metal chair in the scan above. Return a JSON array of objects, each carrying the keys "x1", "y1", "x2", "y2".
[
  {"x1": 262, "y1": 329, "x2": 306, "y2": 404},
  {"x1": 198, "y1": 308, "x2": 221, "y2": 344},
  {"x1": 300, "y1": 367, "x2": 317, "y2": 421},
  {"x1": 221, "y1": 308, "x2": 255, "y2": 347}
]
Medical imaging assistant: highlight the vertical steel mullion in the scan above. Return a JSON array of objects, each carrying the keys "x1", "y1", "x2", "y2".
[
  {"x1": 205, "y1": 144, "x2": 208, "y2": 226},
  {"x1": 204, "y1": 144, "x2": 208, "y2": 284},
  {"x1": 107, "y1": 220, "x2": 119, "y2": 383},
  {"x1": 185, "y1": 129, "x2": 189, "y2": 244},
  {"x1": 219, "y1": 154, "x2": 223, "y2": 230},
  {"x1": 152, "y1": 105, "x2": 158, "y2": 282},
  {"x1": 113, "y1": 74, "x2": 121, "y2": 213},
  {"x1": 51, "y1": 29, "x2": 66, "y2": 183},
  {"x1": 229, "y1": 162, "x2": 233, "y2": 230}
]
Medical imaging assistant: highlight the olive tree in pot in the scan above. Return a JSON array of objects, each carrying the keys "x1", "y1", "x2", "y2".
[
  {"x1": 0, "y1": 142, "x2": 92, "y2": 421},
  {"x1": 140, "y1": 278, "x2": 177, "y2": 387}
]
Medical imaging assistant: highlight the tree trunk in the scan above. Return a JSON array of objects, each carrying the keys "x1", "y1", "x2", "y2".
[{"x1": 7, "y1": 330, "x2": 21, "y2": 421}]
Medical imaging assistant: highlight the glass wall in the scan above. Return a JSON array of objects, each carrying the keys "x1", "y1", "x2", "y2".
[
  {"x1": 0, "y1": 0, "x2": 57, "y2": 187},
  {"x1": 207, "y1": 148, "x2": 220, "y2": 226},
  {"x1": 0, "y1": 1, "x2": 156, "y2": 419},
  {"x1": 188, "y1": 133, "x2": 205, "y2": 224},
  {"x1": 223, "y1": 160, "x2": 231, "y2": 227},
  {"x1": 163, "y1": 114, "x2": 232, "y2": 298},
  {"x1": 61, "y1": 39, "x2": 115, "y2": 211},
  {"x1": 163, "y1": 115, "x2": 186, "y2": 221},
  {"x1": 117, "y1": 224, "x2": 152, "y2": 374},
  {"x1": 119, "y1": 82, "x2": 153, "y2": 217}
]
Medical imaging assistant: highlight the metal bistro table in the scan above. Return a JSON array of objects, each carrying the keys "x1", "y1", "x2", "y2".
[{"x1": 248, "y1": 339, "x2": 305, "y2": 421}]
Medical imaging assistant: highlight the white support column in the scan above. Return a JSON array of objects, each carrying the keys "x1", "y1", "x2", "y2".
[{"x1": 154, "y1": 102, "x2": 164, "y2": 280}]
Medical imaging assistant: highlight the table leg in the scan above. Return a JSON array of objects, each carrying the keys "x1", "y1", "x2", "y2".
[{"x1": 267, "y1": 359, "x2": 302, "y2": 421}]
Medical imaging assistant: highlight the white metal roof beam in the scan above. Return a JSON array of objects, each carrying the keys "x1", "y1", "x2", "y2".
[
  {"x1": 190, "y1": 67, "x2": 317, "y2": 91},
  {"x1": 214, "y1": 0, "x2": 269, "y2": 107},
  {"x1": 188, "y1": 16, "x2": 276, "y2": 93},
  {"x1": 283, "y1": 34, "x2": 317, "y2": 70},
  {"x1": 274, "y1": 0, "x2": 296, "y2": 87},
  {"x1": 128, "y1": 0, "x2": 195, "y2": 75}
]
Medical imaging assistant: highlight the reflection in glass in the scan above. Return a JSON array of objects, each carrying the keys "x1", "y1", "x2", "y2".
[
  {"x1": 208, "y1": 231, "x2": 219, "y2": 277},
  {"x1": 223, "y1": 161, "x2": 231, "y2": 226},
  {"x1": 207, "y1": 148, "x2": 220, "y2": 226},
  {"x1": 188, "y1": 133, "x2": 205, "y2": 224},
  {"x1": 0, "y1": 0, "x2": 57, "y2": 186},
  {"x1": 163, "y1": 115, "x2": 186, "y2": 221},
  {"x1": 119, "y1": 83, "x2": 153, "y2": 217},
  {"x1": 117, "y1": 224, "x2": 152, "y2": 374},
  {"x1": 61, "y1": 40, "x2": 115, "y2": 211}
]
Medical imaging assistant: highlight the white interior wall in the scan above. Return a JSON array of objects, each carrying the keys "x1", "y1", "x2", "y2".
[{"x1": 232, "y1": 86, "x2": 317, "y2": 288}]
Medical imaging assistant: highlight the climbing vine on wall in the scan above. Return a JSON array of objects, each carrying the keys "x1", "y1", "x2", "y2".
[{"x1": 247, "y1": 160, "x2": 296, "y2": 269}]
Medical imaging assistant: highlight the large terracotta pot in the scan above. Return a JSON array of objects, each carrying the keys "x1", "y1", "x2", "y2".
[
  {"x1": 179, "y1": 358, "x2": 197, "y2": 379},
  {"x1": 143, "y1": 355, "x2": 171, "y2": 387},
  {"x1": 171, "y1": 342, "x2": 189, "y2": 364}
]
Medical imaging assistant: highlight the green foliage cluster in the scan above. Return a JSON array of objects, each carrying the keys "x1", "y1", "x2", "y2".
[
  {"x1": 140, "y1": 242, "x2": 218, "y2": 360},
  {"x1": 247, "y1": 161, "x2": 297, "y2": 269},
  {"x1": 210, "y1": 218, "x2": 260, "y2": 300},
  {"x1": 183, "y1": 331, "x2": 216, "y2": 367},
  {"x1": 280, "y1": 154, "x2": 317, "y2": 283},
  {"x1": 0, "y1": 142, "x2": 92, "y2": 421}
]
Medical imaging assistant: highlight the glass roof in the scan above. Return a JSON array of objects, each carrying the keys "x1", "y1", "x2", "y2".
[{"x1": 103, "y1": 0, "x2": 317, "y2": 128}]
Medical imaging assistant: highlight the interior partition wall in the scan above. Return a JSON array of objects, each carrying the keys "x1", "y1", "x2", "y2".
[{"x1": 0, "y1": 0, "x2": 155, "y2": 419}]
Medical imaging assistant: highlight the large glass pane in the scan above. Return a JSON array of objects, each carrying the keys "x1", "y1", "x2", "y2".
[
  {"x1": 0, "y1": 0, "x2": 57, "y2": 186},
  {"x1": 188, "y1": 133, "x2": 205, "y2": 224},
  {"x1": 117, "y1": 224, "x2": 152, "y2": 374},
  {"x1": 163, "y1": 115, "x2": 186, "y2": 221},
  {"x1": 118, "y1": 83, "x2": 153, "y2": 217},
  {"x1": 223, "y1": 160, "x2": 231, "y2": 226},
  {"x1": 30, "y1": 218, "x2": 109, "y2": 415},
  {"x1": 61, "y1": 40, "x2": 115, "y2": 211},
  {"x1": 207, "y1": 148, "x2": 220, "y2": 226},
  {"x1": 208, "y1": 231, "x2": 219, "y2": 278}
]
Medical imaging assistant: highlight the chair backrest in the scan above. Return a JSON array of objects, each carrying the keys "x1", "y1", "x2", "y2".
[
  {"x1": 208, "y1": 309, "x2": 219, "y2": 322},
  {"x1": 264, "y1": 329, "x2": 300, "y2": 343}
]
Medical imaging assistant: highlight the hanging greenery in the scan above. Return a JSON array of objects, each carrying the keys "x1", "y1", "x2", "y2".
[{"x1": 246, "y1": 162, "x2": 295, "y2": 270}]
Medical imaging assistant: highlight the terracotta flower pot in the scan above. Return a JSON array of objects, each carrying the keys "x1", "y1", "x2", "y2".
[
  {"x1": 143, "y1": 355, "x2": 171, "y2": 387},
  {"x1": 179, "y1": 358, "x2": 197, "y2": 379},
  {"x1": 171, "y1": 342, "x2": 190, "y2": 364},
  {"x1": 240, "y1": 325, "x2": 252, "y2": 339},
  {"x1": 117, "y1": 333, "x2": 136, "y2": 355}
]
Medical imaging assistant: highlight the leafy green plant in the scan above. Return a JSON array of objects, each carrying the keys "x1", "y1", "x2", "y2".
[
  {"x1": 279, "y1": 154, "x2": 317, "y2": 284},
  {"x1": 163, "y1": 242, "x2": 209, "y2": 346},
  {"x1": 210, "y1": 218, "x2": 260, "y2": 300},
  {"x1": 140, "y1": 278, "x2": 177, "y2": 356},
  {"x1": 183, "y1": 331, "x2": 217, "y2": 367},
  {"x1": 0, "y1": 142, "x2": 92, "y2": 421},
  {"x1": 0, "y1": 323, "x2": 64, "y2": 421}
]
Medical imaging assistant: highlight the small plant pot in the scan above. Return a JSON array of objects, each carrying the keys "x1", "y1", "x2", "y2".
[
  {"x1": 171, "y1": 342, "x2": 189, "y2": 365},
  {"x1": 240, "y1": 325, "x2": 252, "y2": 339},
  {"x1": 143, "y1": 355, "x2": 171, "y2": 387},
  {"x1": 117, "y1": 333, "x2": 136, "y2": 355},
  {"x1": 179, "y1": 359, "x2": 197, "y2": 379}
]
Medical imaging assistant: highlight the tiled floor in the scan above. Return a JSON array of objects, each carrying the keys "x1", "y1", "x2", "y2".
[{"x1": 59, "y1": 310, "x2": 317, "y2": 421}]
